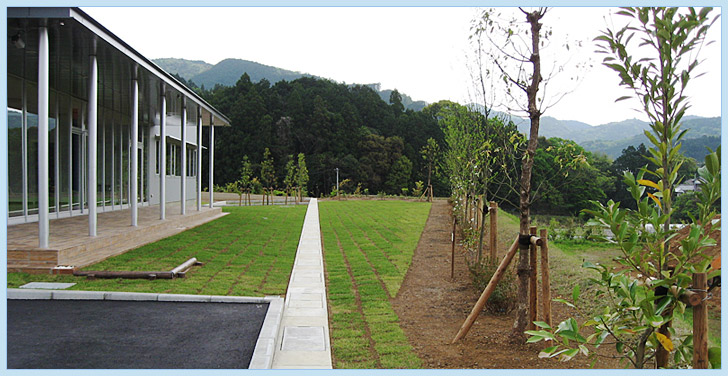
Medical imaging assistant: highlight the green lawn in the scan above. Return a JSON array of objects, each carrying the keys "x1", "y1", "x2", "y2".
[
  {"x1": 7, "y1": 205, "x2": 307, "y2": 297},
  {"x1": 319, "y1": 200, "x2": 430, "y2": 369}
]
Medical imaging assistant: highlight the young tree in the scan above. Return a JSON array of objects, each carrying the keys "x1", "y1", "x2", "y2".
[
  {"x1": 420, "y1": 137, "x2": 440, "y2": 202},
  {"x1": 283, "y1": 155, "x2": 297, "y2": 205},
  {"x1": 473, "y1": 7, "x2": 568, "y2": 339},
  {"x1": 260, "y1": 148, "x2": 276, "y2": 205},
  {"x1": 296, "y1": 153, "x2": 309, "y2": 202},
  {"x1": 528, "y1": 7, "x2": 719, "y2": 368},
  {"x1": 239, "y1": 155, "x2": 253, "y2": 205}
]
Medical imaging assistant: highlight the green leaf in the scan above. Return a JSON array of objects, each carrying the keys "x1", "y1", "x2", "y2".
[
  {"x1": 709, "y1": 347, "x2": 721, "y2": 369},
  {"x1": 559, "y1": 348, "x2": 579, "y2": 362},
  {"x1": 533, "y1": 321, "x2": 552, "y2": 330},
  {"x1": 649, "y1": 315, "x2": 665, "y2": 328},
  {"x1": 578, "y1": 344, "x2": 589, "y2": 356},
  {"x1": 527, "y1": 335, "x2": 544, "y2": 343},
  {"x1": 539, "y1": 346, "x2": 559, "y2": 359},
  {"x1": 572, "y1": 284, "x2": 580, "y2": 304},
  {"x1": 554, "y1": 298, "x2": 576, "y2": 308}
]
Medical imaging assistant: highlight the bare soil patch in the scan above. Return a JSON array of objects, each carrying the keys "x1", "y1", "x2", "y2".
[{"x1": 391, "y1": 199, "x2": 621, "y2": 369}]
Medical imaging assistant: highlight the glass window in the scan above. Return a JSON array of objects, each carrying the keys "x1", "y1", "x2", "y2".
[
  {"x1": 155, "y1": 138, "x2": 160, "y2": 175},
  {"x1": 104, "y1": 110, "x2": 113, "y2": 206},
  {"x1": 121, "y1": 119, "x2": 129, "y2": 205},
  {"x1": 166, "y1": 142, "x2": 172, "y2": 176},
  {"x1": 49, "y1": 91, "x2": 57, "y2": 213},
  {"x1": 26, "y1": 82, "x2": 38, "y2": 215},
  {"x1": 8, "y1": 75, "x2": 23, "y2": 217},
  {"x1": 58, "y1": 94, "x2": 70, "y2": 213}
]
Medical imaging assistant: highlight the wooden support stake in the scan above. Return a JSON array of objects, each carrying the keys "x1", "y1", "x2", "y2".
[
  {"x1": 477, "y1": 196, "x2": 483, "y2": 229},
  {"x1": 528, "y1": 226, "x2": 538, "y2": 331},
  {"x1": 452, "y1": 236, "x2": 520, "y2": 343},
  {"x1": 539, "y1": 229, "x2": 551, "y2": 328},
  {"x1": 693, "y1": 272, "x2": 709, "y2": 369},
  {"x1": 489, "y1": 202, "x2": 497, "y2": 260},
  {"x1": 451, "y1": 217, "x2": 456, "y2": 279}
]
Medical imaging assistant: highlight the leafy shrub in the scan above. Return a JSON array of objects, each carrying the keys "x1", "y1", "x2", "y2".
[
  {"x1": 468, "y1": 258, "x2": 517, "y2": 315},
  {"x1": 411, "y1": 181, "x2": 424, "y2": 198}
]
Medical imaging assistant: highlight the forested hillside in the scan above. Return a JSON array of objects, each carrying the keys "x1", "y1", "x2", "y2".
[{"x1": 201, "y1": 74, "x2": 447, "y2": 197}]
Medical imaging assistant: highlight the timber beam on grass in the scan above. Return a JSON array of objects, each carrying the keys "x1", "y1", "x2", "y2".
[{"x1": 73, "y1": 258, "x2": 202, "y2": 280}]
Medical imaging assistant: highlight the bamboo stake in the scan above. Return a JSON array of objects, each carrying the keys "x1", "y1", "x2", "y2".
[
  {"x1": 451, "y1": 217, "x2": 456, "y2": 279},
  {"x1": 528, "y1": 226, "x2": 538, "y2": 331},
  {"x1": 693, "y1": 273, "x2": 709, "y2": 369},
  {"x1": 539, "y1": 229, "x2": 551, "y2": 327},
  {"x1": 489, "y1": 202, "x2": 497, "y2": 260},
  {"x1": 452, "y1": 236, "x2": 520, "y2": 343}
]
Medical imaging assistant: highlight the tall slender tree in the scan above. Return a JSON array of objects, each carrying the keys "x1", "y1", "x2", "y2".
[
  {"x1": 420, "y1": 137, "x2": 440, "y2": 202},
  {"x1": 239, "y1": 155, "x2": 253, "y2": 205},
  {"x1": 296, "y1": 153, "x2": 309, "y2": 202},
  {"x1": 473, "y1": 7, "x2": 584, "y2": 340},
  {"x1": 283, "y1": 154, "x2": 296, "y2": 205},
  {"x1": 260, "y1": 148, "x2": 276, "y2": 205}
]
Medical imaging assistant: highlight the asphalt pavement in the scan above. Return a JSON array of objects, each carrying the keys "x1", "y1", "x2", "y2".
[{"x1": 8, "y1": 299, "x2": 268, "y2": 369}]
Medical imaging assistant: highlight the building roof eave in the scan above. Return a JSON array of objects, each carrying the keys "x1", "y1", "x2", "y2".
[{"x1": 8, "y1": 6, "x2": 231, "y2": 127}]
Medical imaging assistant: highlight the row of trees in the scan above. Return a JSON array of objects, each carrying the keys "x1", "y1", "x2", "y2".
[
  {"x1": 229, "y1": 149, "x2": 309, "y2": 205},
  {"x1": 439, "y1": 6, "x2": 719, "y2": 369}
]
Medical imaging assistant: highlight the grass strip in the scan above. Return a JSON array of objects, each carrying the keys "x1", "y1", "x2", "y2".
[{"x1": 320, "y1": 200, "x2": 429, "y2": 369}]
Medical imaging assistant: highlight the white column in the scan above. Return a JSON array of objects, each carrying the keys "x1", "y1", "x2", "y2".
[
  {"x1": 196, "y1": 107, "x2": 202, "y2": 211},
  {"x1": 130, "y1": 70, "x2": 139, "y2": 226},
  {"x1": 159, "y1": 84, "x2": 166, "y2": 220},
  {"x1": 180, "y1": 97, "x2": 187, "y2": 215},
  {"x1": 208, "y1": 114, "x2": 214, "y2": 208},
  {"x1": 88, "y1": 46, "x2": 98, "y2": 236},
  {"x1": 38, "y1": 26, "x2": 49, "y2": 248}
]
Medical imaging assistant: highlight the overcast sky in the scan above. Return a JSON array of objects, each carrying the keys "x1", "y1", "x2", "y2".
[{"x1": 83, "y1": 6, "x2": 722, "y2": 126}]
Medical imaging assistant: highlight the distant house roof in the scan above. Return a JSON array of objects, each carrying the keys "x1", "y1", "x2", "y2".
[{"x1": 675, "y1": 178, "x2": 701, "y2": 194}]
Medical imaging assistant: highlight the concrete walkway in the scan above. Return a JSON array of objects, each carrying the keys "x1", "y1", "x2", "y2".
[{"x1": 271, "y1": 198, "x2": 333, "y2": 369}]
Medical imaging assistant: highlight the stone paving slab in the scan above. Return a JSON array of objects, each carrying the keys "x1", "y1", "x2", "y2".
[
  {"x1": 281, "y1": 326, "x2": 326, "y2": 351},
  {"x1": 19, "y1": 282, "x2": 76, "y2": 289},
  {"x1": 271, "y1": 198, "x2": 332, "y2": 369}
]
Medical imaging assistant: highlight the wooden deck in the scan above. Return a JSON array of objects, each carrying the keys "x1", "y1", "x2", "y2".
[{"x1": 7, "y1": 202, "x2": 225, "y2": 273}]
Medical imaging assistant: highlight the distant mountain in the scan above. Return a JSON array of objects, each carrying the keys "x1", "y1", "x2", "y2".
[
  {"x1": 514, "y1": 116, "x2": 652, "y2": 144},
  {"x1": 154, "y1": 58, "x2": 314, "y2": 89},
  {"x1": 153, "y1": 58, "x2": 212, "y2": 81},
  {"x1": 366, "y1": 84, "x2": 428, "y2": 112},
  {"x1": 581, "y1": 117, "x2": 721, "y2": 159},
  {"x1": 154, "y1": 57, "x2": 427, "y2": 111},
  {"x1": 470, "y1": 104, "x2": 720, "y2": 160}
]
